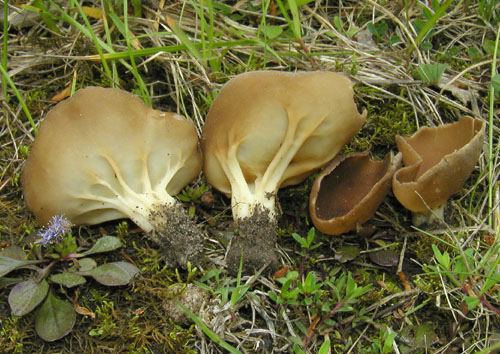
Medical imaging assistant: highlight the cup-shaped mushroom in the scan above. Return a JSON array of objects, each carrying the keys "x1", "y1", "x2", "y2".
[
  {"x1": 201, "y1": 71, "x2": 366, "y2": 273},
  {"x1": 309, "y1": 151, "x2": 402, "y2": 235},
  {"x1": 392, "y1": 116, "x2": 485, "y2": 213},
  {"x1": 22, "y1": 87, "x2": 204, "y2": 268}
]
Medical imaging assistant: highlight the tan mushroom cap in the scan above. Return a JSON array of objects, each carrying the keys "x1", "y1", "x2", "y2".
[
  {"x1": 392, "y1": 116, "x2": 485, "y2": 213},
  {"x1": 310, "y1": 151, "x2": 402, "y2": 235},
  {"x1": 201, "y1": 70, "x2": 367, "y2": 198},
  {"x1": 22, "y1": 86, "x2": 202, "y2": 227}
]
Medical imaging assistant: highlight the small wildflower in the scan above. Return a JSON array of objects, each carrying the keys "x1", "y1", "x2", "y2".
[{"x1": 36, "y1": 215, "x2": 72, "y2": 246}]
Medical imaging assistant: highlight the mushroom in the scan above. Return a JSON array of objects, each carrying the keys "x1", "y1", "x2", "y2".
[
  {"x1": 310, "y1": 151, "x2": 402, "y2": 235},
  {"x1": 392, "y1": 116, "x2": 485, "y2": 224},
  {"x1": 22, "y1": 86, "x2": 204, "y2": 267},
  {"x1": 201, "y1": 71, "x2": 366, "y2": 273}
]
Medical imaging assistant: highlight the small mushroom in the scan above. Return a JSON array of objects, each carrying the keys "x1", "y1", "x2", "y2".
[
  {"x1": 22, "y1": 87, "x2": 204, "y2": 268},
  {"x1": 201, "y1": 71, "x2": 366, "y2": 273},
  {"x1": 392, "y1": 116, "x2": 485, "y2": 219},
  {"x1": 310, "y1": 151, "x2": 402, "y2": 235}
]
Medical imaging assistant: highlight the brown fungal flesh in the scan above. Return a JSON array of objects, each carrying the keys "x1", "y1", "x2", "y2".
[
  {"x1": 22, "y1": 86, "x2": 204, "y2": 268},
  {"x1": 392, "y1": 116, "x2": 485, "y2": 213},
  {"x1": 201, "y1": 71, "x2": 366, "y2": 273},
  {"x1": 310, "y1": 151, "x2": 402, "y2": 235}
]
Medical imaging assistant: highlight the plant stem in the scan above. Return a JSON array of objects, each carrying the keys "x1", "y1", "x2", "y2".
[{"x1": 488, "y1": 23, "x2": 500, "y2": 227}]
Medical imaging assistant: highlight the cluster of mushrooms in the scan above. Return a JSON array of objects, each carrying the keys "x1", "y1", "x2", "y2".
[{"x1": 22, "y1": 71, "x2": 485, "y2": 274}]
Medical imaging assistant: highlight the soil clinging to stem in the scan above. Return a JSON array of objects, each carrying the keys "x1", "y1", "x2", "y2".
[
  {"x1": 226, "y1": 206, "x2": 279, "y2": 275},
  {"x1": 148, "y1": 203, "x2": 204, "y2": 268}
]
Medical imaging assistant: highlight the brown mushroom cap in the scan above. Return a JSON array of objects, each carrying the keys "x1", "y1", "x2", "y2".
[
  {"x1": 392, "y1": 116, "x2": 485, "y2": 212},
  {"x1": 22, "y1": 86, "x2": 202, "y2": 230},
  {"x1": 201, "y1": 70, "x2": 366, "y2": 274},
  {"x1": 201, "y1": 70, "x2": 367, "y2": 218},
  {"x1": 310, "y1": 151, "x2": 402, "y2": 235}
]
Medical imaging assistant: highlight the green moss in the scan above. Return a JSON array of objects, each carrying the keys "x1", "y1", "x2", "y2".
[
  {"x1": 414, "y1": 273, "x2": 441, "y2": 294},
  {"x1": 350, "y1": 88, "x2": 417, "y2": 156},
  {"x1": 0, "y1": 314, "x2": 24, "y2": 353}
]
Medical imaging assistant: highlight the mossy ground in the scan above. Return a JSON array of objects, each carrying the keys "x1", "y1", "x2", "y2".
[{"x1": 1, "y1": 1, "x2": 500, "y2": 353}]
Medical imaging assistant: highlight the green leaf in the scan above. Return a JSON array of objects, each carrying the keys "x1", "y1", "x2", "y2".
[
  {"x1": 492, "y1": 74, "x2": 500, "y2": 92},
  {"x1": 268, "y1": 291, "x2": 279, "y2": 303},
  {"x1": 261, "y1": 24, "x2": 283, "y2": 39},
  {"x1": 400, "y1": 324, "x2": 437, "y2": 349},
  {"x1": 423, "y1": 6, "x2": 433, "y2": 20},
  {"x1": 367, "y1": 22, "x2": 377, "y2": 36},
  {"x1": 333, "y1": 15, "x2": 343, "y2": 33},
  {"x1": 32, "y1": 0, "x2": 61, "y2": 34},
  {"x1": 291, "y1": 232, "x2": 305, "y2": 246},
  {"x1": 86, "y1": 261, "x2": 139, "y2": 286},
  {"x1": 292, "y1": 343, "x2": 306, "y2": 354},
  {"x1": 417, "y1": 63, "x2": 448, "y2": 85},
  {"x1": 9, "y1": 279, "x2": 49, "y2": 316},
  {"x1": 0, "y1": 245, "x2": 27, "y2": 260},
  {"x1": 383, "y1": 331, "x2": 396, "y2": 353},
  {"x1": 432, "y1": 244, "x2": 450, "y2": 269},
  {"x1": 287, "y1": 0, "x2": 302, "y2": 39},
  {"x1": 414, "y1": 0, "x2": 454, "y2": 45},
  {"x1": 306, "y1": 227, "x2": 316, "y2": 246},
  {"x1": 334, "y1": 245, "x2": 360, "y2": 263},
  {"x1": 82, "y1": 236, "x2": 123, "y2": 256},
  {"x1": 389, "y1": 35, "x2": 402, "y2": 46},
  {"x1": 0, "y1": 277, "x2": 24, "y2": 287},
  {"x1": 76, "y1": 258, "x2": 97, "y2": 272},
  {"x1": 165, "y1": 15, "x2": 203, "y2": 62},
  {"x1": 281, "y1": 279, "x2": 300, "y2": 300},
  {"x1": 177, "y1": 194, "x2": 190, "y2": 202},
  {"x1": 50, "y1": 272, "x2": 87, "y2": 288},
  {"x1": 421, "y1": 42, "x2": 433, "y2": 51},
  {"x1": 0, "y1": 256, "x2": 42, "y2": 277},
  {"x1": 464, "y1": 296, "x2": 480, "y2": 311},
  {"x1": 369, "y1": 249, "x2": 399, "y2": 267},
  {"x1": 367, "y1": 21, "x2": 388, "y2": 37},
  {"x1": 483, "y1": 40, "x2": 500, "y2": 55},
  {"x1": 482, "y1": 273, "x2": 500, "y2": 293},
  {"x1": 299, "y1": 272, "x2": 322, "y2": 294},
  {"x1": 467, "y1": 46, "x2": 483, "y2": 62},
  {"x1": 35, "y1": 292, "x2": 76, "y2": 341},
  {"x1": 108, "y1": 13, "x2": 127, "y2": 37}
]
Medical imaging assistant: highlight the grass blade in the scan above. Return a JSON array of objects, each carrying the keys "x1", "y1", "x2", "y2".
[
  {"x1": 69, "y1": 0, "x2": 112, "y2": 82},
  {"x1": 122, "y1": 0, "x2": 150, "y2": 105},
  {"x1": 178, "y1": 303, "x2": 242, "y2": 354},
  {"x1": 414, "y1": 0, "x2": 454, "y2": 46},
  {"x1": 165, "y1": 14, "x2": 203, "y2": 63},
  {"x1": 488, "y1": 23, "x2": 500, "y2": 227},
  {"x1": 0, "y1": 65, "x2": 37, "y2": 134},
  {"x1": 287, "y1": 0, "x2": 302, "y2": 39},
  {"x1": 2, "y1": 0, "x2": 8, "y2": 102}
]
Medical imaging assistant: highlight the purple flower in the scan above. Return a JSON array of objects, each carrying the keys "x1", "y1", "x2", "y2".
[{"x1": 36, "y1": 215, "x2": 72, "y2": 246}]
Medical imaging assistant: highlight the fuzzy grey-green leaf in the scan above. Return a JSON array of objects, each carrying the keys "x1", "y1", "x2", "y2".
[
  {"x1": 9, "y1": 278, "x2": 49, "y2": 316},
  {"x1": 35, "y1": 292, "x2": 76, "y2": 341},
  {"x1": 50, "y1": 272, "x2": 87, "y2": 288},
  {"x1": 0, "y1": 256, "x2": 42, "y2": 277},
  {"x1": 334, "y1": 245, "x2": 360, "y2": 263},
  {"x1": 75, "y1": 257, "x2": 97, "y2": 272},
  {"x1": 87, "y1": 261, "x2": 139, "y2": 286},
  {"x1": 81, "y1": 236, "x2": 123, "y2": 256},
  {"x1": 0, "y1": 245, "x2": 27, "y2": 260}
]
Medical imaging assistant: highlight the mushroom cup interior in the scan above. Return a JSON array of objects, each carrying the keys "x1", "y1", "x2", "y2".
[{"x1": 310, "y1": 151, "x2": 402, "y2": 236}]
